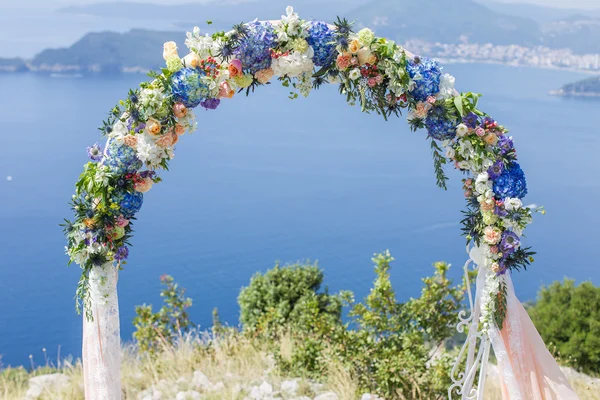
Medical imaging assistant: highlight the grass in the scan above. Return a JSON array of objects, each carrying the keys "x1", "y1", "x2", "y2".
[{"x1": 1, "y1": 331, "x2": 599, "y2": 400}]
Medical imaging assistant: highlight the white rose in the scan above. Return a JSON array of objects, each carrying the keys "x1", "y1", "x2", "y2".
[
  {"x1": 476, "y1": 172, "x2": 489, "y2": 184},
  {"x1": 445, "y1": 147, "x2": 455, "y2": 159},
  {"x1": 456, "y1": 123, "x2": 469, "y2": 137},
  {"x1": 349, "y1": 68, "x2": 361, "y2": 80},
  {"x1": 504, "y1": 198, "x2": 522, "y2": 211},
  {"x1": 357, "y1": 47, "x2": 372, "y2": 65},
  {"x1": 182, "y1": 52, "x2": 201, "y2": 68}
]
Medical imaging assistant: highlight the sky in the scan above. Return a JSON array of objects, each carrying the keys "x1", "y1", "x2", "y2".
[{"x1": 4, "y1": 0, "x2": 600, "y2": 10}]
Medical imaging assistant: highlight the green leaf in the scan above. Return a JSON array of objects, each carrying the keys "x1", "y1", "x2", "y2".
[{"x1": 454, "y1": 96, "x2": 464, "y2": 117}]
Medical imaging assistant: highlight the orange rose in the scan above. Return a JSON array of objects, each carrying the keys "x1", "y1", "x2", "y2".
[
  {"x1": 484, "y1": 133, "x2": 498, "y2": 146},
  {"x1": 218, "y1": 81, "x2": 235, "y2": 98},
  {"x1": 123, "y1": 135, "x2": 138, "y2": 148},
  {"x1": 146, "y1": 118, "x2": 161, "y2": 136},
  {"x1": 349, "y1": 39, "x2": 361, "y2": 54},
  {"x1": 175, "y1": 124, "x2": 186, "y2": 135}
]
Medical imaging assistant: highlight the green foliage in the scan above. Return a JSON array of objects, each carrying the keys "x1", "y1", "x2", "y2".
[
  {"x1": 527, "y1": 279, "x2": 600, "y2": 375},
  {"x1": 241, "y1": 252, "x2": 465, "y2": 399},
  {"x1": 133, "y1": 275, "x2": 193, "y2": 354},
  {"x1": 238, "y1": 262, "x2": 345, "y2": 331}
]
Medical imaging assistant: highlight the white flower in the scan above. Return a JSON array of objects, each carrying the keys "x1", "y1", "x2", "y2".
[
  {"x1": 297, "y1": 72, "x2": 313, "y2": 97},
  {"x1": 475, "y1": 173, "x2": 491, "y2": 195},
  {"x1": 504, "y1": 198, "x2": 522, "y2": 211},
  {"x1": 456, "y1": 123, "x2": 469, "y2": 137},
  {"x1": 457, "y1": 161, "x2": 470, "y2": 170},
  {"x1": 445, "y1": 146, "x2": 455, "y2": 159},
  {"x1": 437, "y1": 73, "x2": 456, "y2": 99},
  {"x1": 276, "y1": 6, "x2": 309, "y2": 39},
  {"x1": 271, "y1": 49, "x2": 314, "y2": 78},
  {"x1": 349, "y1": 68, "x2": 361, "y2": 80},
  {"x1": 94, "y1": 168, "x2": 110, "y2": 187},
  {"x1": 139, "y1": 88, "x2": 166, "y2": 118},
  {"x1": 185, "y1": 27, "x2": 220, "y2": 59}
]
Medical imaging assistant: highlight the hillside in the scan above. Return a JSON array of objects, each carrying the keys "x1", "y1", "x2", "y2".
[
  {"x1": 346, "y1": 0, "x2": 542, "y2": 46},
  {"x1": 30, "y1": 29, "x2": 185, "y2": 73},
  {"x1": 553, "y1": 76, "x2": 600, "y2": 97}
]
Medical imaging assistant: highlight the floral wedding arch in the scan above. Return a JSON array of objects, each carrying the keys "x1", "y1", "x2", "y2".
[{"x1": 63, "y1": 6, "x2": 578, "y2": 400}]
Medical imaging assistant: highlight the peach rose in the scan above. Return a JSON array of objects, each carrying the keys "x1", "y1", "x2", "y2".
[
  {"x1": 336, "y1": 53, "x2": 351, "y2": 70},
  {"x1": 182, "y1": 52, "x2": 201, "y2": 68},
  {"x1": 357, "y1": 47, "x2": 372, "y2": 65},
  {"x1": 134, "y1": 177, "x2": 154, "y2": 193},
  {"x1": 349, "y1": 39, "x2": 361, "y2": 54},
  {"x1": 175, "y1": 124, "x2": 186, "y2": 135},
  {"x1": 228, "y1": 59, "x2": 243, "y2": 78},
  {"x1": 146, "y1": 118, "x2": 161, "y2": 135},
  {"x1": 480, "y1": 200, "x2": 495, "y2": 212},
  {"x1": 490, "y1": 262, "x2": 501, "y2": 274},
  {"x1": 123, "y1": 135, "x2": 138, "y2": 148},
  {"x1": 170, "y1": 131, "x2": 179, "y2": 145},
  {"x1": 483, "y1": 133, "x2": 498, "y2": 146},
  {"x1": 255, "y1": 68, "x2": 274, "y2": 84},
  {"x1": 173, "y1": 102, "x2": 187, "y2": 118},
  {"x1": 163, "y1": 41, "x2": 179, "y2": 61},
  {"x1": 414, "y1": 102, "x2": 431, "y2": 119},
  {"x1": 155, "y1": 133, "x2": 173, "y2": 148},
  {"x1": 367, "y1": 53, "x2": 378, "y2": 65},
  {"x1": 483, "y1": 226, "x2": 502, "y2": 245}
]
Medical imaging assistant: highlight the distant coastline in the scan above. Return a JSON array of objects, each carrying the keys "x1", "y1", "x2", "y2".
[{"x1": 549, "y1": 76, "x2": 600, "y2": 97}]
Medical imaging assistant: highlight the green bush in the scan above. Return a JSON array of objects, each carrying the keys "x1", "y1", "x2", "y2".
[
  {"x1": 527, "y1": 279, "x2": 600, "y2": 374},
  {"x1": 238, "y1": 262, "x2": 346, "y2": 331},
  {"x1": 241, "y1": 251, "x2": 465, "y2": 399},
  {"x1": 133, "y1": 275, "x2": 193, "y2": 354}
]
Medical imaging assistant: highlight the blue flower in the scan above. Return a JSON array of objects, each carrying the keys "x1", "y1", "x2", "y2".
[
  {"x1": 498, "y1": 135, "x2": 514, "y2": 155},
  {"x1": 493, "y1": 162, "x2": 528, "y2": 199},
  {"x1": 171, "y1": 67, "x2": 210, "y2": 108},
  {"x1": 487, "y1": 160, "x2": 505, "y2": 180},
  {"x1": 115, "y1": 246, "x2": 129, "y2": 261},
  {"x1": 500, "y1": 231, "x2": 520, "y2": 255},
  {"x1": 306, "y1": 21, "x2": 336, "y2": 67},
  {"x1": 425, "y1": 106, "x2": 456, "y2": 140},
  {"x1": 87, "y1": 143, "x2": 103, "y2": 162},
  {"x1": 462, "y1": 112, "x2": 479, "y2": 129},
  {"x1": 200, "y1": 98, "x2": 221, "y2": 110},
  {"x1": 234, "y1": 21, "x2": 276, "y2": 74},
  {"x1": 113, "y1": 191, "x2": 144, "y2": 218},
  {"x1": 104, "y1": 140, "x2": 142, "y2": 175},
  {"x1": 406, "y1": 57, "x2": 442, "y2": 102}
]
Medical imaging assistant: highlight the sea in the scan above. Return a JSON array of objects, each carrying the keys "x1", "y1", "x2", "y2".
[{"x1": 0, "y1": 63, "x2": 599, "y2": 368}]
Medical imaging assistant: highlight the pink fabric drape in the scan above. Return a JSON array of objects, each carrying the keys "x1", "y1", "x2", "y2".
[{"x1": 494, "y1": 275, "x2": 579, "y2": 400}]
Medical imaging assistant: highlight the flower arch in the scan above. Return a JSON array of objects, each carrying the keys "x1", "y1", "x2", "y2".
[{"x1": 63, "y1": 6, "x2": 565, "y2": 400}]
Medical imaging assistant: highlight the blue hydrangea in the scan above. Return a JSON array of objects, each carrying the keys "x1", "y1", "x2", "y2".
[
  {"x1": 104, "y1": 140, "x2": 142, "y2": 175},
  {"x1": 406, "y1": 57, "x2": 442, "y2": 102},
  {"x1": 234, "y1": 21, "x2": 276, "y2": 74},
  {"x1": 113, "y1": 191, "x2": 144, "y2": 218},
  {"x1": 306, "y1": 21, "x2": 336, "y2": 67},
  {"x1": 171, "y1": 67, "x2": 210, "y2": 108},
  {"x1": 493, "y1": 162, "x2": 528, "y2": 199},
  {"x1": 425, "y1": 106, "x2": 456, "y2": 140}
]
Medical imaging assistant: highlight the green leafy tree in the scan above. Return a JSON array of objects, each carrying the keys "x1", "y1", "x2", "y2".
[
  {"x1": 133, "y1": 275, "x2": 193, "y2": 354},
  {"x1": 238, "y1": 262, "x2": 345, "y2": 331},
  {"x1": 528, "y1": 279, "x2": 600, "y2": 374}
]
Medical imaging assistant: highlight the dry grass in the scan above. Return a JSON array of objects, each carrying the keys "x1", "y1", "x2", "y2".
[{"x1": 1, "y1": 332, "x2": 599, "y2": 400}]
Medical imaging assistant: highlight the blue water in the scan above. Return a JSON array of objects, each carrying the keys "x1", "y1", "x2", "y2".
[{"x1": 0, "y1": 63, "x2": 599, "y2": 368}]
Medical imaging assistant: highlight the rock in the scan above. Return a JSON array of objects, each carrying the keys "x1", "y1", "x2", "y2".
[
  {"x1": 259, "y1": 381, "x2": 274, "y2": 395},
  {"x1": 25, "y1": 373, "x2": 70, "y2": 399},
  {"x1": 314, "y1": 392, "x2": 338, "y2": 400},
  {"x1": 192, "y1": 370, "x2": 213, "y2": 391},
  {"x1": 175, "y1": 390, "x2": 202, "y2": 400},
  {"x1": 212, "y1": 381, "x2": 225, "y2": 391},
  {"x1": 361, "y1": 394, "x2": 384, "y2": 400},
  {"x1": 281, "y1": 379, "x2": 299, "y2": 395}
]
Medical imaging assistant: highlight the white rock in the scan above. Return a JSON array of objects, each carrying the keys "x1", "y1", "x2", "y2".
[
  {"x1": 192, "y1": 370, "x2": 213, "y2": 390},
  {"x1": 281, "y1": 379, "x2": 299, "y2": 395},
  {"x1": 175, "y1": 390, "x2": 202, "y2": 400},
  {"x1": 314, "y1": 393, "x2": 338, "y2": 400},
  {"x1": 259, "y1": 381, "x2": 274, "y2": 395},
  {"x1": 25, "y1": 373, "x2": 70, "y2": 399},
  {"x1": 361, "y1": 394, "x2": 385, "y2": 400},
  {"x1": 212, "y1": 381, "x2": 225, "y2": 391}
]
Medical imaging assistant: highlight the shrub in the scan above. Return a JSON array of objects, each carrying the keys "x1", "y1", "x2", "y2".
[
  {"x1": 527, "y1": 279, "x2": 600, "y2": 374},
  {"x1": 133, "y1": 275, "x2": 193, "y2": 354},
  {"x1": 238, "y1": 262, "x2": 346, "y2": 332},
  {"x1": 242, "y1": 251, "x2": 465, "y2": 399}
]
